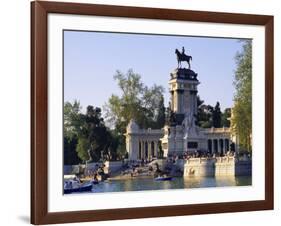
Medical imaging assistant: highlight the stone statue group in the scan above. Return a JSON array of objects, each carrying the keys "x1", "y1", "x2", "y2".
[{"x1": 175, "y1": 47, "x2": 192, "y2": 69}]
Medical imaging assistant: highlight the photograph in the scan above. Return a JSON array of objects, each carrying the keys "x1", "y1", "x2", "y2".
[
  {"x1": 30, "y1": 1, "x2": 274, "y2": 224},
  {"x1": 63, "y1": 31, "x2": 253, "y2": 194}
]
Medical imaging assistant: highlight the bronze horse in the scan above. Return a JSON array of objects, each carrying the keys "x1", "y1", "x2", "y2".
[{"x1": 175, "y1": 49, "x2": 192, "y2": 69}]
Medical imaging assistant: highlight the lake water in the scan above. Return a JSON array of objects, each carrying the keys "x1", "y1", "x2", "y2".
[{"x1": 88, "y1": 176, "x2": 252, "y2": 193}]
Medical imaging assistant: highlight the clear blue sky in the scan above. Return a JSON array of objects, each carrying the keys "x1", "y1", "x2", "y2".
[{"x1": 64, "y1": 30, "x2": 246, "y2": 112}]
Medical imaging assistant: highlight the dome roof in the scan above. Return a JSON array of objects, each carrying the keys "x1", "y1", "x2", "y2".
[
  {"x1": 170, "y1": 68, "x2": 198, "y2": 80},
  {"x1": 127, "y1": 119, "x2": 139, "y2": 132}
]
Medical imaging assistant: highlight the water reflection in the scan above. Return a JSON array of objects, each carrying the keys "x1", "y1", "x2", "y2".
[{"x1": 90, "y1": 176, "x2": 251, "y2": 193}]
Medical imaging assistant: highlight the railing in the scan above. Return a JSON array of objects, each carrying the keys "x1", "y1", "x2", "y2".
[
  {"x1": 186, "y1": 156, "x2": 235, "y2": 164},
  {"x1": 215, "y1": 156, "x2": 235, "y2": 163},
  {"x1": 201, "y1": 127, "x2": 231, "y2": 133}
]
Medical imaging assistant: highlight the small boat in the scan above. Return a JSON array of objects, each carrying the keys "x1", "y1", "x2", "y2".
[
  {"x1": 154, "y1": 176, "x2": 173, "y2": 181},
  {"x1": 64, "y1": 180, "x2": 93, "y2": 194},
  {"x1": 92, "y1": 179, "x2": 99, "y2": 185},
  {"x1": 78, "y1": 183, "x2": 93, "y2": 192}
]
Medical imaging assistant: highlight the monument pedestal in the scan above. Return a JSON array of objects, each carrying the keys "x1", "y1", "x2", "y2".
[{"x1": 161, "y1": 67, "x2": 207, "y2": 157}]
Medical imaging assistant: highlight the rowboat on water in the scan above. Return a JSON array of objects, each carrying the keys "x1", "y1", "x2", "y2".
[
  {"x1": 64, "y1": 180, "x2": 93, "y2": 194},
  {"x1": 154, "y1": 176, "x2": 173, "y2": 181}
]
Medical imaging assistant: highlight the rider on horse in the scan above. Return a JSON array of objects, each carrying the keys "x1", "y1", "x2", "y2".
[{"x1": 175, "y1": 47, "x2": 192, "y2": 69}]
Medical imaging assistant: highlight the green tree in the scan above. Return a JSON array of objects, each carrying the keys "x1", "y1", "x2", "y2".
[
  {"x1": 64, "y1": 100, "x2": 83, "y2": 138},
  {"x1": 196, "y1": 96, "x2": 213, "y2": 128},
  {"x1": 103, "y1": 69, "x2": 165, "y2": 155},
  {"x1": 64, "y1": 136, "x2": 80, "y2": 165},
  {"x1": 76, "y1": 106, "x2": 113, "y2": 162},
  {"x1": 104, "y1": 70, "x2": 143, "y2": 128},
  {"x1": 64, "y1": 100, "x2": 122, "y2": 163},
  {"x1": 212, "y1": 102, "x2": 222, "y2": 128},
  {"x1": 221, "y1": 108, "x2": 231, "y2": 127},
  {"x1": 154, "y1": 95, "x2": 166, "y2": 129},
  {"x1": 104, "y1": 69, "x2": 165, "y2": 128},
  {"x1": 232, "y1": 40, "x2": 252, "y2": 151},
  {"x1": 64, "y1": 100, "x2": 83, "y2": 164},
  {"x1": 76, "y1": 137, "x2": 91, "y2": 162}
]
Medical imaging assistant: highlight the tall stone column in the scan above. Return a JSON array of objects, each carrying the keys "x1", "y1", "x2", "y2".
[
  {"x1": 126, "y1": 136, "x2": 130, "y2": 157},
  {"x1": 155, "y1": 141, "x2": 159, "y2": 158},
  {"x1": 177, "y1": 91, "x2": 180, "y2": 113},
  {"x1": 219, "y1": 139, "x2": 222, "y2": 154},
  {"x1": 173, "y1": 91, "x2": 178, "y2": 112},
  {"x1": 194, "y1": 90, "x2": 198, "y2": 115},
  {"x1": 138, "y1": 141, "x2": 141, "y2": 159},
  {"x1": 188, "y1": 90, "x2": 198, "y2": 116},
  {"x1": 143, "y1": 141, "x2": 146, "y2": 159},
  {"x1": 141, "y1": 141, "x2": 144, "y2": 160},
  {"x1": 213, "y1": 139, "x2": 216, "y2": 154},
  {"x1": 151, "y1": 141, "x2": 155, "y2": 157},
  {"x1": 148, "y1": 141, "x2": 152, "y2": 161},
  {"x1": 190, "y1": 91, "x2": 193, "y2": 116},
  {"x1": 170, "y1": 90, "x2": 174, "y2": 112},
  {"x1": 177, "y1": 90, "x2": 181, "y2": 113},
  {"x1": 178, "y1": 90, "x2": 184, "y2": 113},
  {"x1": 189, "y1": 90, "x2": 193, "y2": 116}
]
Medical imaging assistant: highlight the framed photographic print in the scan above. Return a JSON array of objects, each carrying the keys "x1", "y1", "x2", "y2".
[{"x1": 31, "y1": 1, "x2": 274, "y2": 224}]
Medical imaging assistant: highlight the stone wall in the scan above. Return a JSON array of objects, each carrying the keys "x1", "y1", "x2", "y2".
[
  {"x1": 215, "y1": 157, "x2": 235, "y2": 176},
  {"x1": 183, "y1": 157, "x2": 251, "y2": 177},
  {"x1": 64, "y1": 164, "x2": 84, "y2": 175},
  {"x1": 64, "y1": 161, "x2": 124, "y2": 176},
  {"x1": 184, "y1": 158, "x2": 216, "y2": 176},
  {"x1": 104, "y1": 161, "x2": 123, "y2": 174}
]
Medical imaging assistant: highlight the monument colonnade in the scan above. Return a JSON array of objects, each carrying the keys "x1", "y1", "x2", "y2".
[
  {"x1": 207, "y1": 138, "x2": 230, "y2": 154},
  {"x1": 138, "y1": 139, "x2": 160, "y2": 160}
]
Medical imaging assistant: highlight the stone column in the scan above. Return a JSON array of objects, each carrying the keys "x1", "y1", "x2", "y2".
[
  {"x1": 181, "y1": 90, "x2": 184, "y2": 113},
  {"x1": 222, "y1": 139, "x2": 225, "y2": 155},
  {"x1": 173, "y1": 91, "x2": 178, "y2": 113},
  {"x1": 148, "y1": 141, "x2": 152, "y2": 161},
  {"x1": 176, "y1": 90, "x2": 180, "y2": 113},
  {"x1": 178, "y1": 90, "x2": 182, "y2": 113},
  {"x1": 139, "y1": 141, "x2": 142, "y2": 159},
  {"x1": 126, "y1": 135, "x2": 130, "y2": 157},
  {"x1": 141, "y1": 140, "x2": 144, "y2": 160},
  {"x1": 189, "y1": 90, "x2": 194, "y2": 116},
  {"x1": 155, "y1": 141, "x2": 159, "y2": 158},
  {"x1": 151, "y1": 141, "x2": 154, "y2": 157},
  {"x1": 170, "y1": 91, "x2": 174, "y2": 112},
  {"x1": 143, "y1": 141, "x2": 146, "y2": 159},
  {"x1": 138, "y1": 141, "x2": 141, "y2": 159},
  {"x1": 194, "y1": 91, "x2": 198, "y2": 115},
  {"x1": 178, "y1": 91, "x2": 180, "y2": 113}
]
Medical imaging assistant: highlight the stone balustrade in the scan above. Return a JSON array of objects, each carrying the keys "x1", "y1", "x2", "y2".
[{"x1": 184, "y1": 157, "x2": 251, "y2": 177}]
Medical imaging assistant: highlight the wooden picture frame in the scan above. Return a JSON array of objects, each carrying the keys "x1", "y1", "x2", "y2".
[{"x1": 31, "y1": 1, "x2": 274, "y2": 224}]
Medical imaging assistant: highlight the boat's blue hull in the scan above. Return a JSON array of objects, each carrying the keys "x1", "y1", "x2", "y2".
[
  {"x1": 64, "y1": 183, "x2": 93, "y2": 194},
  {"x1": 155, "y1": 177, "x2": 173, "y2": 181}
]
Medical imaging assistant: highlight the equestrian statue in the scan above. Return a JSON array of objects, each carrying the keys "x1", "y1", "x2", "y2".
[{"x1": 175, "y1": 47, "x2": 192, "y2": 69}]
